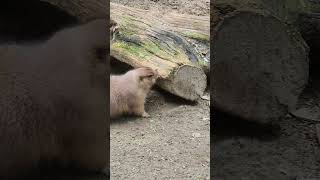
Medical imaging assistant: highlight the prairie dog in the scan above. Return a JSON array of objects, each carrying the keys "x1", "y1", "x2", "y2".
[
  {"x1": 110, "y1": 19, "x2": 118, "y2": 41},
  {"x1": 0, "y1": 18, "x2": 108, "y2": 178},
  {"x1": 110, "y1": 67, "x2": 159, "y2": 118}
]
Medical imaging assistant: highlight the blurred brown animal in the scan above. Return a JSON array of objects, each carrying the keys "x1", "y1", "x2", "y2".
[{"x1": 0, "y1": 18, "x2": 108, "y2": 178}]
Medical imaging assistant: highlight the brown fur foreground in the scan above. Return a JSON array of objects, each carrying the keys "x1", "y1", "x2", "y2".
[{"x1": 0, "y1": 19, "x2": 108, "y2": 178}]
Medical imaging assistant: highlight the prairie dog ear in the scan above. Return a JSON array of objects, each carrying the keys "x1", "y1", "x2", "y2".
[
  {"x1": 110, "y1": 19, "x2": 117, "y2": 28},
  {"x1": 138, "y1": 67, "x2": 155, "y2": 81},
  {"x1": 154, "y1": 69, "x2": 159, "y2": 76},
  {"x1": 139, "y1": 73, "x2": 154, "y2": 81}
]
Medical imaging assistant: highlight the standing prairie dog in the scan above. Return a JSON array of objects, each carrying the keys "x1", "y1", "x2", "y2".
[
  {"x1": 110, "y1": 19, "x2": 118, "y2": 41},
  {"x1": 110, "y1": 67, "x2": 159, "y2": 118}
]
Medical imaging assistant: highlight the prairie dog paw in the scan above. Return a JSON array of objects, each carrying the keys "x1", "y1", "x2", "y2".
[{"x1": 142, "y1": 112, "x2": 150, "y2": 118}]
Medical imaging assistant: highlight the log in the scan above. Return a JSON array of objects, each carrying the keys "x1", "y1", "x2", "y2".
[
  {"x1": 214, "y1": 0, "x2": 320, "y2": 55},
  {"x1": 110, "y1": 3, "x2": 209, "y2": 101},
  {"x1": 214, "y1": 0, "x2": 312, "y2": 21},
  {"x1": 214, "y1": 0, "x2": 320, "y2": 122},
  {"x1": 40, "y1": 0, "x2": 108, "y2": 22},
  {"x1": 212, "y1": 2, "x2": 309, "y2": 123}
]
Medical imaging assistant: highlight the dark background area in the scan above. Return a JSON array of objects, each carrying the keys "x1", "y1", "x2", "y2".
[{"x1": 0, "y1": 0, "x2": 78, "y2": 44}]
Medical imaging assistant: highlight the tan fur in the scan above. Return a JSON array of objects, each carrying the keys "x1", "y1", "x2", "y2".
[{"x1": 110, "y1": 67, "x2": 159, "y2": 118}]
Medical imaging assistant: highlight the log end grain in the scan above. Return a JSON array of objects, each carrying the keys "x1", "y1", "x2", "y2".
[
  {"x1": 158, "y1": 65, "x2": 207, "y2": 101},
  {"x1": 212, "y1": 10, "x2": 309, "y2": 123}
]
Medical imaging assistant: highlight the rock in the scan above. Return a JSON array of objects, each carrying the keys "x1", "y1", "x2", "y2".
[{"x1": 192, "y1": 132, "x2": 201, "y2": 138}]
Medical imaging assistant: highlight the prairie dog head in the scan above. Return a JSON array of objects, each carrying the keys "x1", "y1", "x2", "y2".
[
  {"x1": 139, "y1": 68, "x2": 159, "y2": 89},
  {"x1": 129, "y1": 67, "x2": 159, "y2": 90},
  {"x1": 110, "y1": 19, "x2": 118, "y2": 41}
]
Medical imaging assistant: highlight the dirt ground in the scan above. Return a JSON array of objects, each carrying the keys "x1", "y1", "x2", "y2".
[
  {"x1": 110, "y1": 0, "x2": 210, "y2": 16},
  {"x1": 213, "y1": 111, "x2": 320, "y2": 180},
  {"x1": 111, "y1": 89, "x2": 210, "y2": 179},
  {"x1": 212, "y1": 72, "x2": 320, "y2": 179},
  {"x1": 110, "y1": 1, "x2": 210, "y2": 179}
]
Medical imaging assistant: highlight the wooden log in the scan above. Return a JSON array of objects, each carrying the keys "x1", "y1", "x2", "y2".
[
  {"x1": 214, "y1": 0, "x2": 313, "y2": 21},
  {"x1": 40, "y1": 0, "x2": 108, "y2": 22},
  {"x1": 110, "y1": 3, "x2": 208, "y2": 101},
  {"x1": 213, "y1": 0, "x2": 320, "y2": 42},
  {"x1": 212, "y1": 2, "x2": 309, "y2": 123}
]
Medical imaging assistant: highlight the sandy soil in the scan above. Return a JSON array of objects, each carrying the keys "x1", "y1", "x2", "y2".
[
  {"x1": 111, "y1": 89, "x2": 210, "y2": 179},
  {"x1": 110, "y1": 1, "x2": 210, "y2": 179},
  {"x1": 110, "y1": 0, "x2": 210, "y2": 16},
  {"x1": 212, "y1": 111, "x2": 320, "y2": 180},
  {"x1": 212, "y1": 73, "x2": 320, "y2": 179}
]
